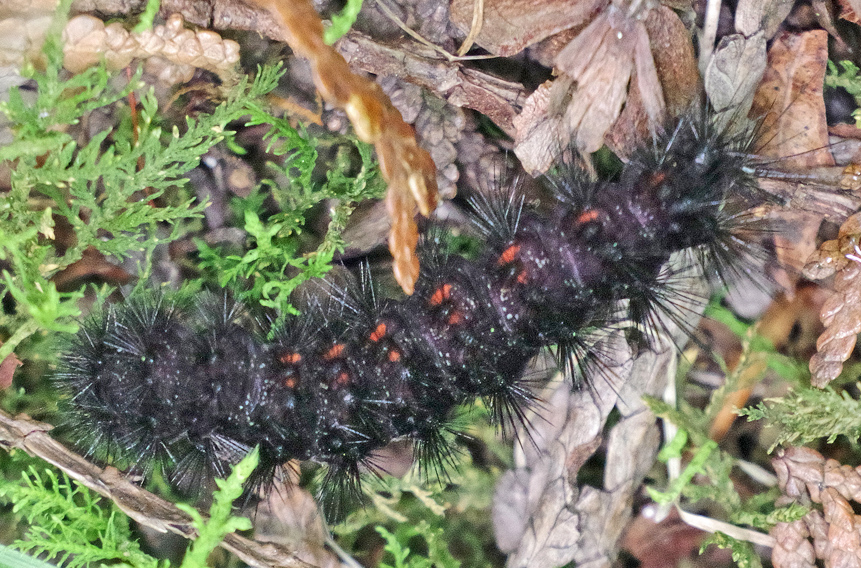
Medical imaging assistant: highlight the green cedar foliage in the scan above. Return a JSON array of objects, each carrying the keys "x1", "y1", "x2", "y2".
[
  {"x1": 323, "y1": 0, "x2": 364, "y2": 44},
  {"x1": 0, "y1": 450, "x2": 258, "y2": 568},
  {"x1": 176, "y1": 448, "x2": 257, "y2": 568},
  {"x1": 739, "y1": 385, "x2": 861, "y2": 449},
  {"x1": 332, "y1": 433, "x2": 507, "y2": 568},
  {"x1": 0, "y1": 457, "x2": 162, "y2": 568},
  {"x1": 826, "y1": 60, "x2": 861, "y2": 128},
  {"x1": 0, "y1": 27, "x2": 283, "y2": 362},
  {"x1": 196, "y1": 102, "x2": 384, "y2": 317}
]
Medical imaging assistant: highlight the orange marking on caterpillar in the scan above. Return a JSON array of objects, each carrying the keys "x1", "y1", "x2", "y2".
[
  {"x1": 335, "y1": 371, "x2": 351, "y2": 386},
  {"x1": 284, "y1": 376, "x2": 298, "y2": 389},
  {"x1": 645, "y1": 171, "x2": 667, "y2": 190},
  {"x1": 447, "y1": 312, "x2": 464, "y2": 325},
  {"x1": 576, "y1": 209, "x2": 600, "y2": 225},
  {"x1": 388, "y1": 349, "x2": 401, "y2": 362},
  {"x1": 323, "y1": 344, "x2": 345, "y2": 360},
  {"x1": 498, "y1": 244, "x2": 521, "y2": 265},
  {"x1": 279, "y1": 352, "x2": 301, "y2": 364},
  {"x1": 429, "y1": 283, "x2": 452, "y2": 306},
  {"x1": 370, "y1": 323, "x2": 387, "y2": 342},
  {"x1": 517, "y1": 270, "x2": 529, "y2": 284}
]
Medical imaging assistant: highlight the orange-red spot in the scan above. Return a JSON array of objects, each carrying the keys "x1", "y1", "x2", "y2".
[
  {"x1": 429, "y1": 283, "x2": 452, "y2": 306},
  {"x1": 447, "y1": 311, "x2": 464, "y2": 325},
  {"x1": 517, "y1": 270, "x2": 529, "y2": 284},
  {"x1": 284, "y1": 377, "x2": 297, "y2": 389},
  {"x1": 649, "y1": 171, "x2": 667, "y2": 188},
  {"x1": 335, "y1": 371, "x2": 351, "y2": 386},
  {"x1": 576, "y1": 209, "x2": 600, "y2": 225},
  {"x1": 279, "y1": 352, "x2": 301, "y2": 364},
  {"x1": 498, "y1": 244, "x2": 521, "y2": 265},
  {"x1": 370, "y1": 322, "x2": 387, "y2": 342},
  {"x1": 388, "y1": 349, "x2": 401, "y2": 362},
  {"x1": 323, "y1": 343, "x2": 345, "y2": 360}
]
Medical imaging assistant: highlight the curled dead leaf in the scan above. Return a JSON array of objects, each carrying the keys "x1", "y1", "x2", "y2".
[
  {"x1": 749, "y1": 30, "x2": 833, "y2": 168},
  {"x1": 0, "y1": 353, "x2": 22, "y2": 390},
  {"x1": 448, "y1": 0, "x2": 607, "y2": 57},
  {"x1": 514, "y1": 2, "x2": 697, "y2": 173}
]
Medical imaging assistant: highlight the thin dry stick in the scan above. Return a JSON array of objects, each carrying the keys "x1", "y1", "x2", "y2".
[
  {"x1": 456, "y1": 0, "x2": 484, "y2": 56},
  {"x1": 372, "y1": 0, "x2": 493, "y2": 61}
]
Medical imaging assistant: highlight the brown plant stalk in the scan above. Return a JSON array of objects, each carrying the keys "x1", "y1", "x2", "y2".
[{"x1": 249, "y1": 0, "x2": 439, "y2": 294}]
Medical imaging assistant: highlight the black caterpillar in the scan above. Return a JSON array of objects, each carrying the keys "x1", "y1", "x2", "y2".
[{"x1": 54, "y1": 112, "x2": 764, "y2": 510}]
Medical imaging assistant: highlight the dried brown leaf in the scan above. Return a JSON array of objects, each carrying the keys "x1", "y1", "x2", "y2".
[
  {"x1": 251, "y1": 485, "x2": 337, "y2": 568},
  {"x1": 448, "y1": 0, "x2": 607, "y2": 57},
  {"x1": 622, "y1": 508, "x2": 709, "y2": 568},
  {"x1": 553, "y1": 6, "x2": 638, "y2": 151},
  {"x1": 0, "y1": 353, "x2": 22, "y2": 390},
  {"x1": 514, "y1": 5, "x2": 640, "y2": 173},
  {"x1": 749, "y1": 30, "x2": 834, "y2": 168},
  {"x1": 511, "y1": 78, "x2": 568, "y2": 175},
  {"x1": 703, "y1": 31, "x2": 767, "y2": 123},
  {"x1": 735, "y1": 0, "x2": 797, "y2": 39},
  {"x1": 838, "y1": 0, "x2": 861, "y2": 26},
  {"x1": 607, "y1": 5, "x2": 698, "y2": 159},
  {"x1": 52, "y1": 247, "x2": 132, "y2": 291},
  {"x1": 646, "y1": 7, "x2": 700, "y2": 111},
  {"x1": 514, "y1": 2, "x2": 677, "y2": 173}
]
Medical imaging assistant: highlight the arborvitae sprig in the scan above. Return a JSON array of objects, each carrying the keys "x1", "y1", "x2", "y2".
[
  {"x1": 739, "y1": 387, "x2": 861, "y2": 449},
  {"x1": 825, "y1": 60, "x2": 861, "y2": 127},
  {"x1": 0, "y1": 450, "x2": 258, "y2": 568},
  {"x1": 176, "y1": 448, "x2": 257, "y2": 568},
  {"x1": 0, "y1": 23, "x2": 283, "y2": 360},
  {"x1": 197, "y1": 102, "x2": 385, "y2": 316},
  {"x1": 0, "y1": 459, "x2": 161, "y2": 568}
]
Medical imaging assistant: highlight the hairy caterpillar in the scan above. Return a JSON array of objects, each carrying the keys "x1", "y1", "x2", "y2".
[{"x1": 54, "y1": 111, "x2": 765, "y2": 512}]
